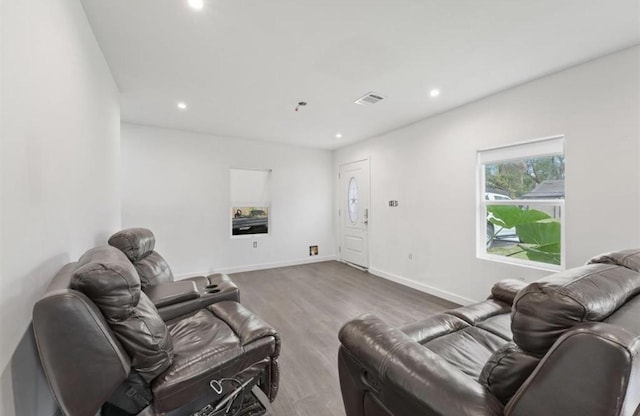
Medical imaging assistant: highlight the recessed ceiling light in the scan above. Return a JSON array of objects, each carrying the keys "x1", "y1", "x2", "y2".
[
  {"x1": 177, "y1": 102, "x2": 188, "y2": 110},
  {"x1": 188, "y1": 0, "x2": 204, "y2": 10},
  {"x1": 335, "y1": 133, "x2": 343, "y2": 139},
  {"x1": 429, "y1": 89, "x2": 441, "y2": 98}
]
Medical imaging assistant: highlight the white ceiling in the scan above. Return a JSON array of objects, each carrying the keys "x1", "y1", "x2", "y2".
[{"x1": 81, "y1": 0, "x2": 640, "y2": 150}]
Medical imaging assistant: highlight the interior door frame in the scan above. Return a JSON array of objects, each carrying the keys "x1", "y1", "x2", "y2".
[{"x1": 338, "y1": 157, "x2": 371, "y2": 270}]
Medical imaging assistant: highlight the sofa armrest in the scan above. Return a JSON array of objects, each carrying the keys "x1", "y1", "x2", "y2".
[
  {"x1": 143, "y1": 281, "x2": 199, "y2": 308},
  {"x1": 209, "y1": 301, "x2": 280, "y2": 354},
  {"x1": 490, "y1": 279, "x2": 528, "y2": 304},
  {"x1": 154, "y1": 275, "x2": 240, "y2": 321},
  {"x1": 339, "y1": 314, "x2": 504, "y2": 416},
  {"x1": 506, "y1": 322, "x2": 640, "y2": 416}
]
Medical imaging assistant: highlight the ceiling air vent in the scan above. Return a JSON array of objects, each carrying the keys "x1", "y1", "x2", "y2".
[{"x1": 354, "y1": 92, "x2": 385, "y2": 105}]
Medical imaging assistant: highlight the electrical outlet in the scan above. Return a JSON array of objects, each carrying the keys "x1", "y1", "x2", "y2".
[
  {"x1": 253, "y1": 241, "x2": 258, "y2": 248},
  {"x1": 408, "y1": 253, "x2": 413, "y2": 260}
]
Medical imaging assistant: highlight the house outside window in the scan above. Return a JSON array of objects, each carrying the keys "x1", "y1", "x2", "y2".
[{"x1": 477, "y1": 136, "x2": 565, "y2": 270}]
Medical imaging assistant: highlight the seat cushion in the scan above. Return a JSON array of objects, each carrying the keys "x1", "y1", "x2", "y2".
[
  {"x1": 423, "y1": 326, "x2": 507, "y2": 379},
  {"x1": 476, "y1": 313, "x2": 512, "y2": 341},
  {"x1": 401, "y1": 314, "x2": 470, "y2": 345},
  {"x1": 445, "y1": 299, "x2": 511, "y2": 325},
  {"x1": 401, "y1": 300, "x2": 512, "y2": 380},
  {"x1": 151, "y1": 301, "x2": 278, "y2": 413}
]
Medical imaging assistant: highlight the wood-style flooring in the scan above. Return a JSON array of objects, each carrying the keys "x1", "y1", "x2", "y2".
[{"x1": 230, "y1": 261, "x2": 458, "y2": 416}]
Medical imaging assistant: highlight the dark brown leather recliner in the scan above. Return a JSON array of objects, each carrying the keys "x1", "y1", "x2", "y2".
[
  {"x1": 108, "y1": 228, "x2": 239, "y2": 321},
  {"x1": 33, "y1": 246, "x2": 280, "y2": 416},
  {"x1": 338, "y1": 249, "x2": 640, "y2": 416}
]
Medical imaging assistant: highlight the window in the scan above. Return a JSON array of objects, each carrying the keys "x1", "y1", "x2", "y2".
[
  {"x1": 477, "y1": 136, "x2": 565, "y2": 270},
  {"x1": 347, "y1": 177, "x2": 359, "y2": 224},
  {"x1": 230, "y1": 168, "x2": 271, "y2": 236}
]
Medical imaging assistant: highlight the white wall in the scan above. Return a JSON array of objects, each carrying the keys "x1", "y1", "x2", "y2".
[
  {"x1": 335, "y1": 46, "x2": 640, "y2": 305},
  {"x1": 0, "y1": 0, "x2": 120, "y2": 414},
  {"x1": 121, "y1": 123, "x2": 335, "y2": 276}
]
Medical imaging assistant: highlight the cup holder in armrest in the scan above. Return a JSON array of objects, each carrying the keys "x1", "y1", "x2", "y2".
[
  {"x1": 205, "y1": 288, "x2": 221, "y2": 294},
  {"x1": 205, "y1": 284, "x2": 219, "y2": 290}
]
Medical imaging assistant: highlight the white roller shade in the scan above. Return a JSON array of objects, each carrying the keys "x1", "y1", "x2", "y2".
[
  {"x1": 478, "y1": 136, "x2": 564, "y2": 164},
  {"x1": 230, "y1": 168, "x2": 271, "y2": 205}
]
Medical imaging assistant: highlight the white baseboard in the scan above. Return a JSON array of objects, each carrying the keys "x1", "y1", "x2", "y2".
[
  {"x1": 369, "y1": 267, "x2": 475, "y2": 306},
  {"x1": 175, "y1": 255, "x2": 338, "y2": 279}
]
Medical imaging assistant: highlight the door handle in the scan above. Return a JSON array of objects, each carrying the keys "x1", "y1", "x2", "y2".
[{"x1": 364, "y1": 209, "x2": 369, "y2": 225}]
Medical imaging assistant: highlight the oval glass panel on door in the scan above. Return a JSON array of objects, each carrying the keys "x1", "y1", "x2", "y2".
[
  {"x1": 339, "y1": 159, "x2": 370, "y2": 269},
  {"x1": 347, "y1": 177, "x2": 359, "y2": 224}
]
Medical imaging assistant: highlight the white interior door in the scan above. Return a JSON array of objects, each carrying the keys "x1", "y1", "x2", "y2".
[{"x1": 339, "y1": 159, "x2": 370, "y2": 269}]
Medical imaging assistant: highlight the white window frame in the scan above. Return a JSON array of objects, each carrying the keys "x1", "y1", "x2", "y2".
[{"x1": 476, "y1": 135, "x2": 565, "y2": 271}]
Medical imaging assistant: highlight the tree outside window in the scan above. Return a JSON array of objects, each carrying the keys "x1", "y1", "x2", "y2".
[{"x1": 478, "y1": 137, "x2": 565, "y2": 269}]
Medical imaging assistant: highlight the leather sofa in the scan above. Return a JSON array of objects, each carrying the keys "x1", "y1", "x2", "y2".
[
  {"x1": 338, "y1": 249, "x2": 640, "y2": 416},
  {"x1": 33, "y1": 246, "x2": 280, "y2": 416},
  {"x1": 108, "y1": 228, "x2": 240, "y2": 321}
]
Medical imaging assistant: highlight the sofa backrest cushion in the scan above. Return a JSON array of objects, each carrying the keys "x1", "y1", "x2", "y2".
[
  {"x1": 71, "y1": 246, "x2": 174, "y2": 382},
  {"x1": 109, "y1": 228, "x2": 175, "y2": 287},
  {"x1": 109, "y1": 228, "x2": 156, "y2": 262},
  {"x1": 110, "y1": 293, "x2": 174, "y2": 382},
  {"x1": 479, "y1": 342, "x2": 540, "y2": 405},
  {"x1": 489, "y1": 279, "x2": 528, "y2": 305},
  {"x1": 511, "y1": 263, "x2": 640, "y2": 356},
  {"x1": 71, "y1": 246, "x2": 141, "y2": 321},
  {"x1": 134, "y1": 251, "x2": 174, "y2": 287},
  {"x1": 588, "y1": 248, "x2": 640, "y2": 272}
]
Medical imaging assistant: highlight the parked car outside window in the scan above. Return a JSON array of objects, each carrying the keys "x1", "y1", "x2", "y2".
[{"x1": 485, "y1": 192, "x2": 517, "y2": 245}]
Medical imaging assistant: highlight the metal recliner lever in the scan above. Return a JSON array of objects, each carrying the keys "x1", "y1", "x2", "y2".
[{"x1": 212, "y1": 378, "x2": 254, "y2": 413}]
